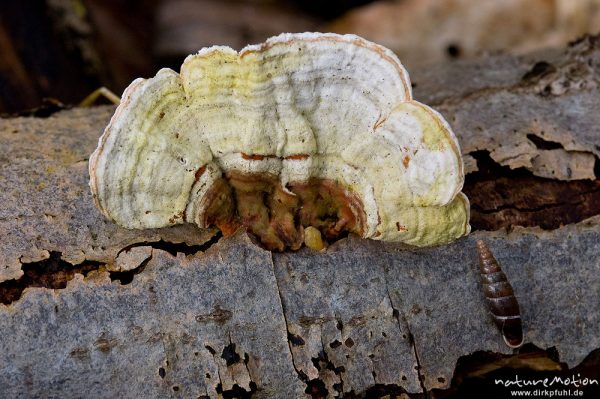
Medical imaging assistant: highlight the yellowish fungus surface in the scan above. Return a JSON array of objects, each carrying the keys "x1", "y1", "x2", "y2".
[{"x1": 89, "y1": 32, "x2": 470, "y2": 250}]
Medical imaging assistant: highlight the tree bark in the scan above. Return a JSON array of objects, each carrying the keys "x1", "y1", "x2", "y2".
[{"x1": 0, "y1": 37, "x2": 599, "y2": 398}]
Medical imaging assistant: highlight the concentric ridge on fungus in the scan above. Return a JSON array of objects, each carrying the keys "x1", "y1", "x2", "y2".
[{"x1": 89, "y1": 32, "x2": 470, "y2": 251}]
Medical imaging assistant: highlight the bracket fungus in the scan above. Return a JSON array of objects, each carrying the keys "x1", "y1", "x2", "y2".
[{"x1": 89, "y1": 32, "x2": 470, "y2": 251}]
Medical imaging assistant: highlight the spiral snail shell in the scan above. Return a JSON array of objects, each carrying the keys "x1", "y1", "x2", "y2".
[{"x1": 476, "y1": 239, "x2": 523, "y2": 348}]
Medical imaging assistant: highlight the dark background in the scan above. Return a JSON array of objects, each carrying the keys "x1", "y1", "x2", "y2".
[
  {"x1": 1, "y1": 0, "x2": 599, "y2": 114},
  {"x1": 0, "y1": 0, "x2": 371, "y2": 114}
]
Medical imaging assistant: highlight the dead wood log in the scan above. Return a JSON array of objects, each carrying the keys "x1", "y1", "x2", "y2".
[{"x1": 1, "y1": 37, "x2": 599, "y2": 398}]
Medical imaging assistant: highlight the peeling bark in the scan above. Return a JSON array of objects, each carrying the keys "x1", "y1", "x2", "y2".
[{"x1": 1, "y1": 37, "x2": 600, "y2": 398}]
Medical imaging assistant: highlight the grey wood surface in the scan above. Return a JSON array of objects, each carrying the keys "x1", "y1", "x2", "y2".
[{"x1": 1, "y1": 37, "x2": 599, "y2": 398}]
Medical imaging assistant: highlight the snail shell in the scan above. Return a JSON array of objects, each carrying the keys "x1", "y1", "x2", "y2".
[{"x1": 476, "y1": 239, "x2": 523, "y2": 348}]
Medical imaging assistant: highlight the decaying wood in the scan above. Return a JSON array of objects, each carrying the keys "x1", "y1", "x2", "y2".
[
  {"x1": 413, "y1": 35, "x2": 600, "y2": 231},
  {"x1": 1, "y1": 37, "x2": 599, "y2": 398}
]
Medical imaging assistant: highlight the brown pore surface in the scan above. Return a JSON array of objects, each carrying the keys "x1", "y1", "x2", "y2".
[{"x1": 201, "y1": 171, "x2": 366, "y2": 251}]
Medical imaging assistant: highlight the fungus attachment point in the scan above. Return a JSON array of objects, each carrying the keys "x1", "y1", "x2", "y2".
[
  {"x1": 202, "y1": 174, "x2": 362, "y2": 251},
  {"x1": 89, "y1": 32, "x2": 470, "y2": 250}
]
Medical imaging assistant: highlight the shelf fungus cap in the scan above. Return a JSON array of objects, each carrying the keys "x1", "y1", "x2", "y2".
[{"x1": 89, "y1": 32, "x2": 470, "y2": 250}]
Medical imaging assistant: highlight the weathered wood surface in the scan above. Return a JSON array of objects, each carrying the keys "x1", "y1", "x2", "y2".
[{"x1": 1, "y1": 38, "x2": 600, "y2": 398}]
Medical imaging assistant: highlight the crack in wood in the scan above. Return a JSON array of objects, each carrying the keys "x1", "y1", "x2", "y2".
[
  {"x1": 0, "y1": 233, "x2": 224, "y2": 305},
  {"x1": 384, "y1": 283, "x2": 426, "y2": 398},
  {"x1": 116, "y1": 232, "x2": 223, "y2": 257},
  {"x1": 0, "y1": 251, "x2": 103, "y2": 304},
  {"x1": 268, "y1": 252, "x2": 312, "y2": 394},
  {"x1": 465, "y1": 150, "x2": 600, "y2": 231}
]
